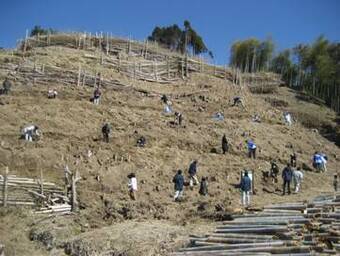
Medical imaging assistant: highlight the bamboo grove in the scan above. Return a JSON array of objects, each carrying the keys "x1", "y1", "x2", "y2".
[{"x1": 230, "y1": 36, "x2": 340, "y2": 113}]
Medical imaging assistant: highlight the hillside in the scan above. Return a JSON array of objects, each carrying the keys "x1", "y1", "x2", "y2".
[{"x1": 0, "y1": 35, "x2": 339, "y2": 256}]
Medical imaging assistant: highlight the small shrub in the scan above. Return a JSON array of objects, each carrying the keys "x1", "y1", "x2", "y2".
[
  {"x1": 265, "y1": 97, "x2": 289, "y2": 107},
  {"x1": 249, "y1": 84, "x2": 278, "y2": 94}
]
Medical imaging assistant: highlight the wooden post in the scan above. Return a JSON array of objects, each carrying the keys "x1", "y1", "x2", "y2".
[
  {"x1": 47, "y1": 31, "x2": 50, "y2": 45},
  {"x1": 118, "y1": 53, "x2": 121, "y2": 73},
  {"x1": 23, "y1": 29, "x2": 28, "y2": 53},
  {"x1": 225, "y1": 65, "x2": 227, "y2": 80},
  {"x1": 200, "y1": 58, "x2": 203, "y2": 73},
  {"x1": 185, "y1": 54, "x2": 188, "y2": 78},
  {"x1": 154, "y1": 61, "x2": 158, "y2": 81},
  {"x1": 167, "y1": 57, "x2": 170, "y2": 79},
  {"x1": 134, "y1": 61, "x2": 136, "y2": 80},
  {"x1": 71, "y1": 170, "x2": 81, "y2": 212},
  {"x1": 40, "y1": 169, "x2": 44, "y2": 195},
  {"x1": 2, "y1": 167, "x2": 8, "y2": 207},
  {"x1": 82, "y1": 71, "x2": 86, "y2": 86},
  {"x1": 94, "y1": 73, "x2": 97, "y2": 87},
  {"x1": 106, "y1": 32, "x2": 109, "y2": 55},
  {"x1": 77, "y1": 64, "x2": 81, "y2": 87}
]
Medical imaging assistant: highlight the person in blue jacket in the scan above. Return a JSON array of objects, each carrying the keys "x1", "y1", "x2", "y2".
[
  {"x1": 312, "y1": 152, "x2": 326, "y2": 172},
  {"x1": 240, "y1": 170, "x2": 252, "y2": 207},
  {"x1": 246, "y1": 139, "x2": 257, "y2": 159},
  {"x1": 172, "y1": 170, "x2": 184, "y2": 201},
  {"x1": 282, "y1": 163, "x2": 293, "y2": 195}
]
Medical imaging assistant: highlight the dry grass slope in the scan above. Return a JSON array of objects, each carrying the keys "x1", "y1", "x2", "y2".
[{"x1": 0, "y1": 41, "x2": 339, "y2": 256}]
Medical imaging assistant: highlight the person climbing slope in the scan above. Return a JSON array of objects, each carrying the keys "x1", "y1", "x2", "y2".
[
  {"x1": 222, "y1": 134, "x2": 229, "y2": 154},
  {"x1": 173, "y1": 170, "x2": 184, "y2": 201},
  {"x1": 246, "y1": 139, "x2": 257, "y2": 159},
  {"x1": 282, "y1": 163, "x2": 293, "y2": 195},
  {"x1": 101, "y1": 123, "x2": 111, "y2": 143},
  {"x1": 93, "y1": 87, "x2": 101, "y2": 105},
  {"x1": 188, "y1": 160, "x2": 199, "y2": 188},
  {"x1": 240, "y1": 170, "x2": 252, "y2": 207},
  {"x1": 199, "y1": 177, "x2": 208, "y2": 196},
  {"x1": 21, "y1": 124, "x2": 40, "y2": 142},
  {"x1": 127, "y1": 173, "x2": 137, "y2": 200}
]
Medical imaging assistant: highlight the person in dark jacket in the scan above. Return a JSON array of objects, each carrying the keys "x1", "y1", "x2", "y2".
[
  {"x1": 136, "y1": 136, "x2": 146, "y2": 147},
  {"x1": 173, "y1": 170, "x2": 184, "y2": 201},
  {"x1": 2, "y1": 78, "x2": 12, "y2": 95},
  {"x1": 93, "y1": 87, "x2": 101, "y2": 105},
  {"x1": 199, "y1": 177, "x2": 208, "y2": 196},
  {"x1": 175, "y1": 112, "x2": 183, "y2": 126},
  {"x1": 240, "y1": 170, "x2": 252, "y2": 207},
  {"x1": 232, "y1": 96, "x2": 245, "y2": 108},
  {"x1": 101, "y1": 123, "x2": 111, "y2": 143},
  {"x1": 282, "y1": 163, "x2": 293, "y2": 195},
  {"x1": 222, "y1": 134, "x2": 229, "y2": 154},
  {"x1": 161, "y1": 94, "x2": 168, "y2": 104},
  {"x1": 188, "y1": 160, "x2": 199, "y2": 188},
  {"x1": 270, "y1": 160, "x2": 280, "y2": 183},
  {"x1": 290, "y1": 153, "x2": 297, "y2": 167}
]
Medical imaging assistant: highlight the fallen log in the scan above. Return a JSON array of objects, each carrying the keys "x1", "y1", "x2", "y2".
[
  {"x1": 214, "y1": 226, "x2": 289, "y2": 234},
  {"x1": 209, "y1": 233, "x2": 274, "y2": 240},
  {"x1": 180, "y1": 241, "x2": 288, "y2": 252}
]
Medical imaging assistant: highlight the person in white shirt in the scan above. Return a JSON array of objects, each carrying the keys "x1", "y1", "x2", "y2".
[
  {"x1": 293, "y1": 167, "x2": 303, "y2": 193},
  {"x1": 21, "y1": 125, "x2": 40, "y2": 141},
  {"x1": 127, "y1": 173, "x2": 137, "y2": 200},
  {"x1": 284, "y1": 112, "x2": 292, "y2": 126},
  {"x1": 48, "y1": 88, "x2": 58, "y2": 99}
]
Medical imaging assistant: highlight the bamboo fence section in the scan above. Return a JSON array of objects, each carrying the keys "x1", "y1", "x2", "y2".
[
  {"x1": 17, "y1": 33, "x2": 281, "y2": 86},
  {"x1": 0, "y1": 167, "x2": 81, "y2": 215},
  {"x1": 173, "y1": 193, "x2": 340, "y2": 255}
]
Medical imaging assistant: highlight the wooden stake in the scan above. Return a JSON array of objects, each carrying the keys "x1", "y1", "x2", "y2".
[
  {"x1": 23, "y1": 29, "x2": 28, "y2": 53},
  {"x1": 2, "y1": 167, "x2": 8, "y2": 207},
  {"x1": 106, "y1": 32, "x2": 109, "y2": 55},
  {"x1": 40, "y1": 169, "x2": 44, "y2": 195},
  {"x1": 77, "y1": 64, "x2": 81, "y2": 87},
  {"x1": 71, "y1": 170, "x2": 81, "y2": 212},
  {"x1": 167, "y1": 57, "x2": 170, "y2": 79},
  {"x1": 133, "y1": 61, "x2": 136, "y2": 80},
  {"x1": 82, "y1": 71, "x2": 86, "y2": 86}
]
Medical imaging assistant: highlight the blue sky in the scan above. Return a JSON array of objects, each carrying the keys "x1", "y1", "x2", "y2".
[{"x1": 0, "y1": 0, "x2": 339, "y2": 64}]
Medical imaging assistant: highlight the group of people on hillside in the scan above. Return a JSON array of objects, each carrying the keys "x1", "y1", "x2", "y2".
[
  {"x1": 172, "y1": 160, "x2": 209, "y2": 201},
  {"x1": 5, "y1": 77, "x2": 336, "y2": 209}
]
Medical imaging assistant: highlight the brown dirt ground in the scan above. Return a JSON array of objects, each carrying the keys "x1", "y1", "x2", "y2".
[{"x1": 0, "y1": 46, "x2": 339, "y2": 256}]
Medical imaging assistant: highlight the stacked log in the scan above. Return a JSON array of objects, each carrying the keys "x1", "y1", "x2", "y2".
[
  {"x1": 173, "y1": 193, "x2": 340, "y2": 255},
  {"x1": 0, "y1": 174, "x2": 72, "y2": 215}
]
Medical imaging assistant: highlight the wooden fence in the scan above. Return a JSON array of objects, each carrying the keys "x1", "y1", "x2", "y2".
[{"x1": 18, "y1": 33, "x2": 281, "y2": 86}]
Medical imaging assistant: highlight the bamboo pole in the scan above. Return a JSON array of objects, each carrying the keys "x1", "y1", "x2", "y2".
[
  {"x1": 71, "y1": 170, "x2": 81, "y2": 212},
  {"x1": 77, "y1": 64, "x2": 81, "y2": 86},
  {"x1": 23, "y1": 29, "x2": 28, "y2": 53},
  {"x1": 40, "y1": 169, "x2": 44, "y2": 195},
  {"x1": 2, "y1": 167, "x2": 8, "y2": 207}
]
